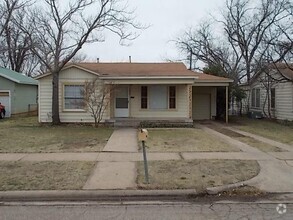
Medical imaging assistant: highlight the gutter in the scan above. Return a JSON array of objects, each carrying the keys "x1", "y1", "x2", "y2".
[{"x1": 99, "y1": 76, "x2": 199, "y2": 80}]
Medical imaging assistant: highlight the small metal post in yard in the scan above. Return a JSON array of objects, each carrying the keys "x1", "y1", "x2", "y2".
[{"x1": 142, "y1": 140, "x2": 149, "y2": 184}]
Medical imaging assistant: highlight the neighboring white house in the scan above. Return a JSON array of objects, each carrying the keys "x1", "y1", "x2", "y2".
[
  {"x1": 238, "y1": 65, "x2": 293, "y2": 121},
  {"x1": 36, "y1": 62, "x2": 232, "y2": 124}
]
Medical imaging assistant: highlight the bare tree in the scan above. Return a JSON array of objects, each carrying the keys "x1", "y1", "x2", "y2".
[
  {"x1": 0, "y1": 0, "x2": 36, "y2": 75},
  {"x1": 177, "y1": 22, "x2": 243, "y2": 82},
  {"x1": 82, "y1": 79, "x2": 114, "y2": 127},
  {"x1": 176, "y1": 0, "x2": 292, "y2": 83},
  {"x1": 21, "y1": 0, "x2": 142, "y2": 125},
  {"x1": 0, "y1": 0, "x2": 21, "y2": 37}
]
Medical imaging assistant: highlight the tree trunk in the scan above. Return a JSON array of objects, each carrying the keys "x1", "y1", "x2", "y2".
[{"x1": 52, "y1": 71, "x2": 60, "y2": 125}]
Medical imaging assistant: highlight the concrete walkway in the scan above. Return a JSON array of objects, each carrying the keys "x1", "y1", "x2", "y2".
[
  {"x1": 0, "y1": 152, "x2": 281, "y2": 162},
  {"x1": 83, "y1": 162, "x2": 136, "y2": 190},
  {"x1": 102, "y1": 128, "x2": 138, "y2": 152},
  {"x1": 201, "y1": 123, "x2": 293, "y2": 193},
  {"x1": 84, "y1": 128, "x2": 139, "y2": 190}
]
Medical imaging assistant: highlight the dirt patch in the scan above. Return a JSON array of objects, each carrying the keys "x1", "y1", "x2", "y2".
[
  {"x1": 137, "y1": 159, "x2": 259, "y2": 191},
  {"x1": 144, "y1": 128, "x2": 240, "y2": 152},
  {"x1": 0, "y1": 161, "x2": 95, "y2": 190}
]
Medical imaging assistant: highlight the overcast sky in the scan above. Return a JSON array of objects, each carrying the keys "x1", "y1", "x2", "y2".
[{"x1": 81, "y1": 0, "x2": 224, "y2": 63}]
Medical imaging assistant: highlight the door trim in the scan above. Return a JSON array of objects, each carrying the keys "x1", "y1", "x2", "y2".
[{"x1": 114, "y1": 86, "x2": 129, "y2": 117}]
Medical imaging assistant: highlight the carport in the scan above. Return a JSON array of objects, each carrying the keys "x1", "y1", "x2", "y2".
[{"x1": 191, "y1": 74, "x2": 233, "y2": 123}]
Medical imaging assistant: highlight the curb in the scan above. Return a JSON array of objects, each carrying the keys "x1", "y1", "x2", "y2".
[
  {"x1": 0, "y1": 189, "x2": 198, "y2": 202},
  {"x1": 206, "y1": 182, "x2": 246, "y2": 195}
]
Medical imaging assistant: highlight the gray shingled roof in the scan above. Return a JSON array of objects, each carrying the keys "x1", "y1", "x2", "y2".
[{"x1": 0, "y1": 67, "x2": 37, "y2": 85}]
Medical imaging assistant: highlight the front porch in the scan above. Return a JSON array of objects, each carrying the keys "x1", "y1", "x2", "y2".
[{"x1": 106, "y1": 117, "x2": 194, "y2": 128}]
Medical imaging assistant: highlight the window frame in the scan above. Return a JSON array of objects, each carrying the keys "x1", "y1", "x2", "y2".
[
  {"x1": 140, "y1": 85, "x2": 176, "y2": 110},
  {"x1": 169, "y1": 86, "x2": 176, "y2": 109},
  {"x1": 63, "y1": 83, "x2": 85, "y2": 112},
  {"x1": 270, "y1": 88, "x2": 276, "y2": 109},
  {"x1": 141, "y1": 86, "x2": 148, "y2": 109},
  {"x1": 251, "y1": 88, "x2": 260, "y2": 108}
]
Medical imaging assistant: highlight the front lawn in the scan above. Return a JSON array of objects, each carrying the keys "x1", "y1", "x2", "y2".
[
  {"x1": 0, "y1": 116, "x2": 113, "y2": 153},
  {"x1": 143, "y1": 128, "x2": 240, "y2": 152},
  {"x1": 230, "y1": 116, "x2": 293, "y2": 145},
  {"x1": 207, "y1": 125, "x2": 284, "y2": 152},
  {"x1": 137, "y1": 159, "x2": 259, "y2": 191},
  {"x1": 0, "y1": 161, "x2": 95, "y2": 190}
]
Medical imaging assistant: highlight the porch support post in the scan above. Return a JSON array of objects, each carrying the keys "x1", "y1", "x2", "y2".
[{"x1": 226, "y1": 86, "x2": 229, "y2": 123}]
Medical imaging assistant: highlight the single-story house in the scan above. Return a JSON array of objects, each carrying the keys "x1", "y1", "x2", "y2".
[
  {"x1": 36, "y1": 62, "x2": 233, "y2": 125},
  {"x1": 0, "y1": 67, "x2": 38, "y2": 117},
  {"x1": 238, "y1": 65, "x2": 293, "y2": 121}
]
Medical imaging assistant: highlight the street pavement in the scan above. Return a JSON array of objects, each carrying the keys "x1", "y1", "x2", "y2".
[{"x1": 0, "y1": 200, "x2": 292, "y2": 220}]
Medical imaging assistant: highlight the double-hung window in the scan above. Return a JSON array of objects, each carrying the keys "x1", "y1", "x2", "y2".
[
  {"x1": 141, "y1": 85, "x2": 176, "y2": 110},
  {"x1": 251, "y1": 88, "x2": 260, "y2": 108},
  {"x1": 64, "y1": 85, "x2": 84, "y2": 110}
]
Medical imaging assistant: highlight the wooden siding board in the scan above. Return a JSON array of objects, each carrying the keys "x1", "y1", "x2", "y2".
[{"x1": 38, "y1": 68, "x2": 110, "y2": 123}]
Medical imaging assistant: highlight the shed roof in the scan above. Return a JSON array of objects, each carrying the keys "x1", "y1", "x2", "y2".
[{"x1": 0, "y1": 67, "x2": 37, "y2": 85}]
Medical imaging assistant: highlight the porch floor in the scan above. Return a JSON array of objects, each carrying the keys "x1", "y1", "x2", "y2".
[{"x1": 106, "y1": 117, "x2": 193, "y2": 128}]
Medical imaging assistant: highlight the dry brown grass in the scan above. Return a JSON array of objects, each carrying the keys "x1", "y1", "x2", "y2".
[
  {"x1": 137, "y1": 159, "x2": 259, "y2": 192},
  {"x1": 0, "y1": 116, "x2": 113, "y2": 153},
  {"x1": 230, "y1": 116, "x2": 293, "y2": 145},
  {"x1": 0, "y1": 161, "x2": 95, "y2": 190},
  {"x1": 208, "y1": 125, "x2": 285, "y2": 152},
  {"x1": 143, "y1": 128, "x2": 240, "y2": 152}
]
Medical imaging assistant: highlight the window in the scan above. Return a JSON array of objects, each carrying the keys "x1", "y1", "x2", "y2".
[
  {"x1": 251, "y1": 88, "x2": 260, "y2": 108},
  {"x1": 141, "y1": 86, "x2": 148, "y2": 109},
  {"x1": 149, "y1": 85, "x2": 168, "y2": 109},
  {"x1": 169, "y1": 86, "x2": 176, "y2": 109},
  {"x1": 141, "y1": 85, "x2": 176, "y2": 110},
  {"x1": 271, "y1": 88, "x2": 275, "y2": 109},
  {"x1": 64, "y1": 85, "x2": 84, "y2": 110}
]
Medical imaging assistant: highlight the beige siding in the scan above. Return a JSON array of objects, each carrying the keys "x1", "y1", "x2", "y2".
[
  {"x1": 128, "y1": 85, "x2": 189, "y2": 118},
  {"x1": 192, "y1": 87, "x2": 217, "y2": 119},
  {"x1": 38, "y1": 67, "x2": 110, "y2": 123},
  {"x1": 272, "y1": 82, "x2": 293, "y2": 120},
  {"x1": 239, "y1": 72, "x2": 293, "y2": 121}
]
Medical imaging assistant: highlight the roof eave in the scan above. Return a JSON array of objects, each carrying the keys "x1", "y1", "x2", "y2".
[
  {"x1": 195, "y1": 79, "x2": 234, "y2": 83},
  {"x1": 99, "y1": 76, "x2": 198, "y2": 80},
  {"x1": 35, "y1": 64, "x2": 100, "y2": 80}
]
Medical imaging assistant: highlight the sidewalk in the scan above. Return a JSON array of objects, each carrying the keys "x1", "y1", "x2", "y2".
[
  {"x1": 83, "y1": 128, "x2": 139, "y2": 190},
  {"x1": 200, "y1": 123, "x2": 293, "y2": 193}
]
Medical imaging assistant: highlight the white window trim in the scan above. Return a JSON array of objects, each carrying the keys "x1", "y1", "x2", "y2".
[{"x1": 63, "y1": 83, "x2": 86, "y2": 112}]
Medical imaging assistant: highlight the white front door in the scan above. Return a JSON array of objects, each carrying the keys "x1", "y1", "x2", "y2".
[{"x1": 115, "y1": 86, "x2": 129, "y2": 117}]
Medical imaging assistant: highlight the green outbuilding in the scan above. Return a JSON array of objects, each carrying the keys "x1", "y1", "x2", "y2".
[{"x1": 0, "y1": 67, "x2": 38, "y2": 117}]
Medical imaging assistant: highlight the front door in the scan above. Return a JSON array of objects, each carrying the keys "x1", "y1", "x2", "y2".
[{"x1": 115, "y1": 86, "x2": 129, "y2": 117}]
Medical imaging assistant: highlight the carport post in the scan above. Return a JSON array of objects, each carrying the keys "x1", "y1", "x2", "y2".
[{"x1": 226, "y1": 86, "x2": 229, "y2": 123}]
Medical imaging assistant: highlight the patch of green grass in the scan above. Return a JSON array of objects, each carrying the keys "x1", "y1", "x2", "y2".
[
  {"x1": 230, "y1": 116, "x2": 293, "y2": 145},
  {"x1": 144, "y1": 128, "x2": 240, "y2": 152},
  {"x1": 0, "y1": 161, "x2": 95, "y2": 190},
  {"x1": 0, "y1": 116, "x2": 113, "y2": 153},
  {"x1": 137, "y1": 160, "x2": 259, "y2": 191}
]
